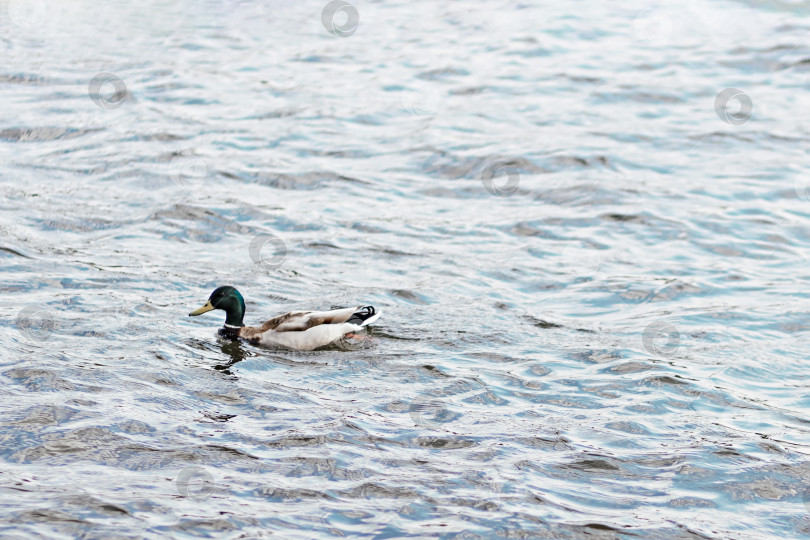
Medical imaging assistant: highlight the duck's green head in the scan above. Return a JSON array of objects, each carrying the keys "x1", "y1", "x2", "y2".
[{"x1": 189, "y1": 286, "x2": 245, "y2": 327}]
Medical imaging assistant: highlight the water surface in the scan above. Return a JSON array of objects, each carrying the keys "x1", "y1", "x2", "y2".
[{"x1": 1, "y1": 0, "x2": 810, "y2": 538}]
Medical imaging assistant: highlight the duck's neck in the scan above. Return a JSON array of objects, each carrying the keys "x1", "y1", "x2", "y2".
[
  {"x1": 224, "y1": 311, "x2": 244, "y2": 327},
  {"x1": 212, "y1": 289, "x2": 246, "y2": 336},
  {"x1": 220, "y1": 292, "x2": 245, "y2": 327}
]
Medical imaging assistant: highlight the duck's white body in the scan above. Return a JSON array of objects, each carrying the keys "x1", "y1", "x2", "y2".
[
  {"x1": 259, "y1": 321, "x2": 359, "y2": 350},
  {"x1": 243, "y1": 307, "x2": 381, "y2": 351}
]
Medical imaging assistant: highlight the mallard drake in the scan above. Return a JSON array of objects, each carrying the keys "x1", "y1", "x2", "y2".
[{"x1": 189, "y1": 286, "x2": 380, "y2": 351}]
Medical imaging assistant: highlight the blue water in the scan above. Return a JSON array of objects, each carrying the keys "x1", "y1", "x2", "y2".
[{"x1": 1, "y1": 0, "x2": 810, "y2": 538}]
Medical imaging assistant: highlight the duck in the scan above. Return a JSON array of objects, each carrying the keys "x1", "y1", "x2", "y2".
[{"x1": 188, "y1": 286, "x2": 380, "y2": 351}]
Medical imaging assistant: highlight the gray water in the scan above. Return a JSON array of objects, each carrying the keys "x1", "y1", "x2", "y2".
[{"x1": 2, "y1": 0, "x2": 810, "y2": 538}]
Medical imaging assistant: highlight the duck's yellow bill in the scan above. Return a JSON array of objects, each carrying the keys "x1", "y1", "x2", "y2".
[{"x1": 189, "y1": 301, "x2": 214, "y2": 316}]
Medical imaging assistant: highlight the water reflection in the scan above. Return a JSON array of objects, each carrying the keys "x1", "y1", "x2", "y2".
[{"x1": 214, "y1": 337, "x2": 250, "y2": 374}]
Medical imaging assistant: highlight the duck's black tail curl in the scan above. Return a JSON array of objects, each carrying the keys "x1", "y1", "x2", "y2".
[{"x1": 346, "y1": 306, "x2": 380, "y2": 326}]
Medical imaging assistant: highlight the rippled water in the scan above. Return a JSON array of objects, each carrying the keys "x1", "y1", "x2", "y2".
[{"x1": 2, "y1": 0, "x2": 810, "y2": 538}]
